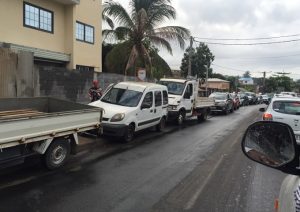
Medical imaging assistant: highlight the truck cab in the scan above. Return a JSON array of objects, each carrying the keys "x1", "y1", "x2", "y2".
[{"x1": 160, "y1": 78, "x2": 214, "y2": 125}]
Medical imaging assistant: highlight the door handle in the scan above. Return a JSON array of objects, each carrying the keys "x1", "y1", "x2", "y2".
[
  {"x1": 150, "y1": 110, "x2": 153, "y2": 113},
  {"x1": 154, "y1": 109, "x2": 157, "y2": 113},
  {"x1": 191, "y1": 100, "x2": 194, "y2": 103}
]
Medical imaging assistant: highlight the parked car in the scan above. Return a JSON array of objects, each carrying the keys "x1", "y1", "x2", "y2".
[
  {"x1": 239, "y1": 93, "x2": 249, "y2": 106},
  {"x1": 90, "y1": 82, "x2": 168, "y2": 142},
  {"x1": 259, "y1": 96, "x2": 300, "y2": 143},
  {"x1": 209, "y1": 92, "x2": 234, "y2": 115},
  {"x1": 245, "y1": 92, "x2": 258, "y2": 105},
  {"x1": 231, "y1": 93, "x2": 240, "y2": 110},
  {"x1": 241, "y1": 121, "x2": 300, "y2": 212},
  {"x1": 261, "y1": 94, "x2": 269, "y2": 104}
]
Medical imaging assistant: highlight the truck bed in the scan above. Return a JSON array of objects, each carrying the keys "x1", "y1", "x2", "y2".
[
  {"x1": 0, "y1": 97, "x2": 102, "y2": 149},
  {"x1": 195, "y1": 97, "x2": 215, "y2": 108}
]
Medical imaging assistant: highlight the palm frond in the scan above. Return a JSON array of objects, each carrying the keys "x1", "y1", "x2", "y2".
[
  {"x1": 153, "y1": 26, "x2": 190, "y2": 49},
  {"x1": 102, "y1": 13, "x2": 114, "y2": 29},
  {"x1": 147, "y1": 4, "x2": 176, "y2": 27},
  {"x1": 147, "y1": 36, "x2": 173, "y2": 54},
  {"x1": 103, "y1": 1, "x2": 134, "y2": 29}
]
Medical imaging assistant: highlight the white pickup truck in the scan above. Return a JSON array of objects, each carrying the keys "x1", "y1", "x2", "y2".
[
  {"x1": 0, "y1": 97, "x2": 102, "y2": 170},
  {"x1": 159, "y1": 78, "x2": 215, "y2": 124}
]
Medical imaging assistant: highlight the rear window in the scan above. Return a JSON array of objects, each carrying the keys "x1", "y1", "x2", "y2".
[{"x1": 272, "y1": 101, "x2": 300, "y2": 115}]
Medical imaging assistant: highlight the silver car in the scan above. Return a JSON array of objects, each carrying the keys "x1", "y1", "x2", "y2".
[{"x1": 260, "y1": 96, "x2": 300, "y2": 143}]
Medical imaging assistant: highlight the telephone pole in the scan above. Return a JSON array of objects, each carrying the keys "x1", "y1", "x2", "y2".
[{"x1": 188, "y1": 36, "x2": 193, "y2": 77}]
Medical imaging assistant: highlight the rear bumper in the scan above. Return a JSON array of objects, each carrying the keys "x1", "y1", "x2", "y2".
[
  {"x1": 210, "y1": 106, "x2": 226, "y2": 112},
  {"x1": 102, "y1": 123, "x2": 127, "y2": 137}
]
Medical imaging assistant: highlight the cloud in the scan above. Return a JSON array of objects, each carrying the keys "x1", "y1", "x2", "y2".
[{"x1": 107, "y1": 0, "x2": 300, "y2": 79}]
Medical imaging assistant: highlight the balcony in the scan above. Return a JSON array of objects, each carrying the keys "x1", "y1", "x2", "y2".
[{"x1": 51, "y1": 0, "x2": 80, "y2": 5}]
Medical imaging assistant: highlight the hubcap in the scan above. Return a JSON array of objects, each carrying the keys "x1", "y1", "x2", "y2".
[{"x1": 50, "y1": 145, "x2": 67, "y2": 165}]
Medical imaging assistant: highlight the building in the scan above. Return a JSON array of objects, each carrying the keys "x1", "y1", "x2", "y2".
[
  {"x1": 239, "y1": 77, "x2": 254, "y2": 85},
  {"x1": 199, "y1": 78, "x2": 230, "y2": 96},
  {"x1": 0, "y1": 0, "x2": 102, "y2": 72}
]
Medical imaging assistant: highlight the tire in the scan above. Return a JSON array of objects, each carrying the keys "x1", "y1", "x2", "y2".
[
  {"x1": 123, "y1": 124, "x2": 135, "y2": 142},
  {"x1": 177, "y1": 110, "x2": 185, "y2": 125},
  {"x1": 223, "y1": 107, "x2": 229, "y2": 115},
  {"x1": 43, "y1": 139, "x2": 70, "y2": 170},
  {"x1": 156, "y1": 117, "x2": 166, "y2": 132},
  {"x1": 197, "y1": 111, "x2": 207, "y2": 123},
  {"x1": 230, "y1": 105, "x2": 234, "y2": 113}
]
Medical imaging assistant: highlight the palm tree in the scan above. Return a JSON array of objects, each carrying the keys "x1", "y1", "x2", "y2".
[{"x1": 102, "y1": 0, "x2": 190, "y2": 78}]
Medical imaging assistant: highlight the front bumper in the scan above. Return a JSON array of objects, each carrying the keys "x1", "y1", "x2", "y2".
[{"x1": 102, "y1": 123, "x2": 127, "y2": 137}]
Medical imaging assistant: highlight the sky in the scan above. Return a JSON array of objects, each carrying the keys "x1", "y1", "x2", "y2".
[{"x1": 104, "y1": 0, "x2": 300, "y2": 80}]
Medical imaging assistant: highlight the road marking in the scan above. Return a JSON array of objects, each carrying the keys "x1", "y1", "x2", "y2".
[
  {"x1": 0, "y1": 176, "x2": 37, "y2": 190},
  {"x1": 184, "y1": 154, "x2": 225, "y2": 210}
]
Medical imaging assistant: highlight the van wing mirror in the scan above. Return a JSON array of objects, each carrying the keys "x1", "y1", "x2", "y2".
[{"x1": 242, "y1": 121, "x2": 300, "y2": 175}]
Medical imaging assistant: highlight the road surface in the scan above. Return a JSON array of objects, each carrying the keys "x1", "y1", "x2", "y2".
[{"x1": 0, "y1": 105, "x2": 286, "y2": 212}]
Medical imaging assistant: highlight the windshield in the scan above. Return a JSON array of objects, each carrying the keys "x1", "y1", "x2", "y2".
[
  {"x1": 272, "y1": 101, "x2": 300, "y2": 115},
  {"x1": 210, "y1": 94, "x2": 226, "y2": 100},
  {"x1": 159, "y1": 81, "x2": 185, "y2": 95},
  {"x1": 101, "y1": 87, "x2": 143, "y2": 107}
]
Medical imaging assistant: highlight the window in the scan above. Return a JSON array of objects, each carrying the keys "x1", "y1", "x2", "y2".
[
  {"x1": 273, "y1": 101, "x2": 300, "y2": 115},
  {"x1": 24, "y1": 2, "x2": 53, "y2": 33},
  {"x1": 155, "y1": 91, "x2": 162, "y2": 107},
  {"x1": 163, "y1": 90, "x2": 168, "y2": 105},
  {"x1": 184, "y1": 84, "x2": 193, "y2": 98},
  {"x1": 76, "y1": 21, "x2": 94, "y2": 44},
  {"x1": 101, "y1": 88, "x2": 143, "y2": 107},
  {"x1": 76, "y1": 65, "x2": 94, "y2": 71},
  {"x1": 142, "y1": 92, "x2": 153, "y2": 109}
]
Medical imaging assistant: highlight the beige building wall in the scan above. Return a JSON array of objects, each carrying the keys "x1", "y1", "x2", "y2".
[
  {"x1": 0, "y1": 0, "x2": 102, "y2": 71},
  {"x1": 74, "y1": 0, "x2": 102, "y2": 72},
  {"x1": 0, "y1": 0, "x2": 67, "y2": 53}
]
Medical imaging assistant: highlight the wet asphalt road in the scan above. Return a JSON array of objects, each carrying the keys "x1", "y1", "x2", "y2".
[{"x1": 0, "y1": 105, "x2": 286, "y2": 212}]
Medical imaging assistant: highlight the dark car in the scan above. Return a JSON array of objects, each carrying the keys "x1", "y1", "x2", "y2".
[
  {"x1": 209, "y1": 92, "x2": 234, "y2": 115},
  {"x1": 245, "y1": 92, "x2": 257, "y2": 105},
  {"x1": 239, "y1": 93, "x2": 249, "y2": 106}
]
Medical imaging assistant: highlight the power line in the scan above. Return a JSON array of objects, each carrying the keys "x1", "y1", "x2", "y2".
[
  {"x1": 194, "y1": 33, "x2": 300, "y2": 41},
  {"x1": 211, "y1": 63, "x2": 246, "y2": 72},
  {"x1": 193, "y1": 38, "x2": 300, "y2": 45},
  {"x1": 218, "y1": 53, "x2": 300, "y2": 60}
]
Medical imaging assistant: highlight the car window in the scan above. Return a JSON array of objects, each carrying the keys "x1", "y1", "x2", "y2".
[
  {"x1": 272, "y1": 101, "x2": 300, "y2": 115},
  {"x1": 142, "y1": 92, "x2": 153, "y2": 108},
  {"x1": 101, "y1": 88, "x2": 143, "y2": 107},
  {"x1": 163, "y1": 90, "x2": 168, "y2": 105},
  {"x1": 155, "y1": 91, "x2": 162, "y2": 107}
]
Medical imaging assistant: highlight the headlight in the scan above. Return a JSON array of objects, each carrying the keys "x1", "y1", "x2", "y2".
[{"x1": 111, "y1": 113, "x2": 125, "y2": 122}]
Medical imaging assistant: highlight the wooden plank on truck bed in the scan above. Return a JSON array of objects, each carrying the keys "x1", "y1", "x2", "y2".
[{"x1": 0, "y1": 109, "x2": 35, "y2": 116}]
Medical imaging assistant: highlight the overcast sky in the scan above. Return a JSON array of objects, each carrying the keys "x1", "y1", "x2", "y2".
[{"x1": 104, "y1": 0, "x2": 300, "y2": 80}]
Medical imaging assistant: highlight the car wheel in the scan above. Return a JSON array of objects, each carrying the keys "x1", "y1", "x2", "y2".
[
  {"x1": 223, "y1": 107, "x2": 229, "y2": 115},
  {"x1": 177, "y1": 111, "x2": 185, "y2": 125},
  {"x1": 43, "y1": 139, "x2": 70, "y2": 170},
  {"x1": 197, "y1": 111, "x2": 208, "y2": 123},
  {"x1": 123, "y1": 124, "x2": 135, "y2": 142},
  {"x1": 156, "y1": 117, "x2": 166, "y2": 132}
]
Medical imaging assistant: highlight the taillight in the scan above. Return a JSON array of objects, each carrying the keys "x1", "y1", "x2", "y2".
[{"x1": 263, "y1": 113, "x2": 273, "y2": 121}]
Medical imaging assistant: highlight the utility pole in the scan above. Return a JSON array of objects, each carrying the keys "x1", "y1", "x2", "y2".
[
  {"x1": 205, "y1": 65, "x2": 208, "y2": 97},
  {"x1": 259, "y1": 71, "x2": 271, "y2": 93},
  {"x1": 188, "y1": 36, "x2": 193, "y2": 77}
]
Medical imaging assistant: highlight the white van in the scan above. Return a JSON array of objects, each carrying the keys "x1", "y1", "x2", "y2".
[{"x1": 89, "y1": 82, "x2": 168, "y2": 142}]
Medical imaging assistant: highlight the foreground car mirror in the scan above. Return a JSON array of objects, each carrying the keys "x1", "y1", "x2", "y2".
[
  {"x1": 242, "y1": 121, "x2": 300, "y2": 175},
  {"x1": 259, "y1": 108, "x2": 266, "y2": 112}
]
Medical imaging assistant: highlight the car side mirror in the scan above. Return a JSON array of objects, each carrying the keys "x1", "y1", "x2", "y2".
[
  {"x1": 259, "y1": 108, "x2": 266, "y2": 112},
  {"x1": 242, "y1": 121, "x2": 300, "y2": 175}
]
